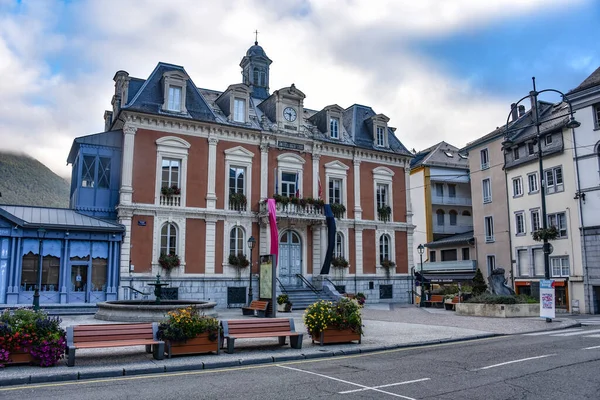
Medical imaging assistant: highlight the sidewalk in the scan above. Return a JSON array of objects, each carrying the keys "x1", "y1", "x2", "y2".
[{"x1": 0, "y1": 304, "x2": 580, "y2": 387}]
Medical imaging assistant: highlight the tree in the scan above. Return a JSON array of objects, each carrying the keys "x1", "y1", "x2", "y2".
[{"x1": 472, "y1": 268, "x2": 488, "y2": 296}]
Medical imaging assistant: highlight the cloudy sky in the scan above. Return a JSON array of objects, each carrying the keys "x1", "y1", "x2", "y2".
[{"x1": 1, "y1": 0, "x2": 598, "y2": 178}]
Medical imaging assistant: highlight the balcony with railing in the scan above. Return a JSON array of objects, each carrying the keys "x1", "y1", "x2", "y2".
[
  {"x1": 432, "y1": 224, "x2": 473, "y2": 234},
  {"x1": 422, "y1": 260, "x2": 477, "y2": 272},
  {"x1": 160, "y1": 194, "x2": 181, "y2": 207},
  {"x1": 431, "y1": 196, "x2": 472, "y2": 206},
  {"x1": 259, "y1": 201, "x2": 325, "y2": 222}
]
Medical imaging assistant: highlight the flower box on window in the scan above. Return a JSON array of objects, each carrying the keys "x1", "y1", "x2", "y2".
[
  {"x1": 229, "y1": 192, "x2": 247, "y2": 210},
  {"x1": 159, "y1": 253, "x2": 180, "y2": 270},
  {"x1": 531, "y1": 226, "x2": 559, "y2": 242},
  {"x1": 331, "y1": 256, "x2": 349, "y2": 269},
  {"x1": 228, "y1": 253, "x2": 250, "y2": 268},
  {"x1": 161, "y1": 185, "x2": 181, "y2": 197},
  {"x1": 377, "y1": 205, "x2": 392, "y2": 222},
  {"x1": 330, "y1": 203, "x2": 346, "y2": 219}
]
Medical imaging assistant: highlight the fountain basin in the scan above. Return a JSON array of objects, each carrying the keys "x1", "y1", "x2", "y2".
[{"x1": 95, "y1": 300, "x2": 218, "y2": 322}]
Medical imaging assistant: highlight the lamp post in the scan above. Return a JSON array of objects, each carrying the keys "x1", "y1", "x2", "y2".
[
  {"x1": 505, "y1": 77, "x2": 580, "y2": 323},
  {"x1": 417, "y1": 244, "x2": 425, "y2": 307},
  {"x1": 247, "y1": 236, "x2": 256, "y2": 305},
  {"x1": 33, "y1": 228, "x2": 46, "y2": 311}
]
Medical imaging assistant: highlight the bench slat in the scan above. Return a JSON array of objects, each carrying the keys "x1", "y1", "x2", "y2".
[
  {"x1": 230, "y1": 332, "x2": 301, "y2": 339},
  {"x1": 74, "y1": 339, "x2": 159, "y2": 349},
  {"x1": 73, "y1": 323, "x2": 154, "y2": 331}
]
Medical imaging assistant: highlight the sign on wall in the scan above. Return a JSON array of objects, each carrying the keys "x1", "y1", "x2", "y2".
[{"x1": 540, "y1": 280, "x2": 555, "y2": 319}]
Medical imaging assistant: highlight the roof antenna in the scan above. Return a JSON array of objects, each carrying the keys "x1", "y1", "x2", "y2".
[{"x1": 254, "y1": 29, "x2": 259, "y2": 45}]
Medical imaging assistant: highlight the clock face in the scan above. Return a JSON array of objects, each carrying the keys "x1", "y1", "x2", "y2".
[{"x1": 283, "y1": 107, "x2": 297, "y2": 122}]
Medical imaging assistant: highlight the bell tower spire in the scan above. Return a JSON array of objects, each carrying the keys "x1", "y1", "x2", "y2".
[{"x1": 240, "y1": 32, "x2": 272, "y2": 100}]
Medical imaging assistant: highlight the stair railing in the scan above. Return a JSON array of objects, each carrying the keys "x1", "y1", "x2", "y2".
[
  {"x1": 275, "y1": 278, "x2": 289, "y2": 294},
  {"x1": 323, "y1": 277, "x2": 345, "y2": 294},
  {"x1": 295, "y1": 274, "x2": 320, "y2": 294}
]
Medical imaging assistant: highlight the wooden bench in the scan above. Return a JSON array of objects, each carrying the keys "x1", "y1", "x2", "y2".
[
  {"x1": 242, "y1": 300, "x2": 269, "y2": 317},
  {"x1": 66, "y1": 323, "x2": 165, "y2": 367},
  {"x1": 220, "y1": 318, "x2": 303, "y2": 354},
  {"x1": 424, "y1": 294, "x2": 445, "y2": 308}
]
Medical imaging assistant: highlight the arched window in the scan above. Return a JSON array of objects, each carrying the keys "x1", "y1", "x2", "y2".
[
  {"x1": 160, "y1": 223, "x2": 177, "y2": 255},
  {"x1": 379, "y1": 234, "x2": 391, "y2": 262},
  {"x1": 436, "y1": 209, "x2": 445, "y2": 226},
  {"x1": 334, "y1": 232, "x2": 344, "y2": 258},
  {"x1": 449, "y1": 210, "x2": 458, "y2": 226},
  {"x1": 229, "y1": 226, "x2": 245, "y2": 256},
  {"x1": 462, "y1": 210, "x2": 471, "y2": 216}
]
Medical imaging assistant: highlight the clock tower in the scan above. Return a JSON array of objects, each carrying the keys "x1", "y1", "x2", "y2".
[{"x1": 240, "y1": 40, "x2": 272, "y2": 100}]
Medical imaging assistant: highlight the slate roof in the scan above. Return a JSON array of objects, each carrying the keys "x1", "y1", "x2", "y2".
[
  {"x1": 505, "y1": 101, "x2": 569, "y2": 145},
  {"x1": 0, "y1": 205, "x2": 124, "y2": 231},
  {"x1": 410, "y1": 141, "x2": 468, "y2": 169},
  {"x1": 568, "y1": 66, "x2": 600, "y2": 94},
  {"x1": 425, "y1": 231, "x2": 474, "y2": 248},
  {"x1": 67, "y1": 130, "x2": 123, "y2": 164}
]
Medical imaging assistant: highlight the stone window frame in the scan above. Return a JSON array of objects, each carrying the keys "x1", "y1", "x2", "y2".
[
  {"x1": 512, "y1": 176, "x2": 523, "y2": 197},
  {"x1": 229, "y1": 85, "x2": 251, "y2": 124},
  {"x1": 527, "y1": 172, "x2": 539, "y2": 194},
  {"x1": 371, "y1": 114, "x2": 390, "y2": 148},
  {"x1": 224, "y1": 146, "x2": 254, "y2": 210},
  {"x1": 152, "y1": 216, "x2": 186, "y2": 270},
  {"x1": 155, "y1": 136, "x2": 191, "y2": 207},
  {"x1": 277, "y1": 153, "x2": 305, "y2": 197},
  {"x1": 324, "y1": 160, "x2": 349, "y2": 209},
  {"x1": 484, "y1": 215, "x2": 494, "y2": 243},
  {"x1": 161, "y1": 71, "x2": 189, "y2": 114},
  {"x1": 222, "y1": 220, "x2": 253, "y2": 271},
  {"x1": 373, "y1": 166, "x2": 394, "y2": 221},
  {"x1": 515, "y1": 211, "x2": 526, "y2": 236},
  {"x1": 376, "y1": 230, "x2": 396, "y2": 275}
]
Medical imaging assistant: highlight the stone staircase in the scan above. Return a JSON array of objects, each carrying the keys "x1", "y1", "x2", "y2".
[{"x1": 284, "y1": 287, "x2": 338, "y2": 310}]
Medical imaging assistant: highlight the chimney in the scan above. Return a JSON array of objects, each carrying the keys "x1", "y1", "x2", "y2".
[
  {"x1": 518, "y1": 105, "x2": 526, "y2": 118},
  {"x1": 510, "y1": 103, "x2": 518, "y2": 122}
]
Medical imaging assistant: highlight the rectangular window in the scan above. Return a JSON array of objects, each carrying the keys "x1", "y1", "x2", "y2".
[
  {"x1": 480, "y1": 148, "x2": 489, "y2": 170},
  {"x1": 441, "y1": 249, "x2": 458, "y2": 261},
  {"x1": 547, "y1": 212, "x2": 567, "y2": 238},
  {"x1": 545, "y1": 134, "x2": 553, "y2": 145},
  {"x1": 533, "y1": 248, "x2": 545, "y2": 276},
  {"x1": 515, "y1": 212, "x2": 525, "y2": 235},
  {"x1": 161, "y1": 158, "x2": 180, "y2": 188},
  {"x1": 376, "y1": 183, "x2": 389, "y2": 209},
  {"x1": 281, "y1": 172, "x2": 298, "y2": 198},
  {"x1": 531, "y1": 209, "x2": 541, "y2": 232},
  {"x1": 329, "y1": 178, "x2": 342, "y2": 204},
  {"x1": 376, "y1": 126, "x2": 385, "y2": 146},
  {"x1": 98, "y1": 157, "x2": 111, "y2": 189},
  {"x1": 517, "y1": 249, "x2": 529, "y2": 276},
  {"x1": 513, "y1": 147, "x2": 520, "y2": 160},
  {"x1": 551, "y1": 256, "x2": 570, "y2": 277},
  {"x1": 486, "y1": 255, "x2": 495, "y2": 276},
  {"x1": 545, "y1": 166, "x2": 564, "y2": 194},
  {"x1": 512, "y1": 177, "x2": 523, "y2": 197},
  {"x1": 594, "y1": 104, "x2": 600, "y2": 129},
  {"x1": 435, "y1": 183, "x2": 444, "y2": 197},
  {"x1": 167, "y1": 86, "x2": 182, "y2": 112},
  {"x1": 482, "y1": 178, "x2": 492, "y2": 203},
  {"x1": 528, "y1": 142, "x2": 535, "y2": 155},
  {"x1": 448, "y1": 184, "x2": 456, "y2": 198},
  {"x1": 233, "y1": 98, "x2": 246, "y2": 122},
  {"x1": 528, "y1": 173, "x2": 538, "y2": 193},
  {"x1": 229, "y1": 166, "x2": 245, "y2": 194},
  {"x1": 429, "y1": 250, "x2": 436, "y2": 262},
  {"x1": 330, "y1": 117, "x2": 339, "y2": 139},
  {"x1": 462, "y1": 247, "x2": 470, "y2": 260},
  {"x1": 484, "y1": 216, "x2": 494, "y2": 242},
  {"x1": 82, "y1": 155, "x2": 96, "y2": 188}
]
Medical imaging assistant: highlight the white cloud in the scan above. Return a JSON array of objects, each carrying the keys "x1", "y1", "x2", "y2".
[{"x1": 0, "y1": 0, "x2": 585, "y2": 177}]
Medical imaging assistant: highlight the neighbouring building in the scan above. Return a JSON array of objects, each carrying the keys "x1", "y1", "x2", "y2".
[
  {"x1": 64, "y1": 41, "x2": 415, "y2": 308},
  {"x1": 502, "y1": 99, "x2": 583, "y2": 313},
  {"x1": 567, "y1": 66, "x2": 600, "y2": 314},
  {"x1": 409, "y1": 142, "x2": 475, "y2": 288}
]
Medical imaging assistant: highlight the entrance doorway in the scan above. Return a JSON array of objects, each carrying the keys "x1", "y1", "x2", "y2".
[
  {"x1": 278, "y1": 231, "x2": 302, "y2": 286},
  {"x1": 69, "y1": 263, "x2": 88, "y2": 303}
]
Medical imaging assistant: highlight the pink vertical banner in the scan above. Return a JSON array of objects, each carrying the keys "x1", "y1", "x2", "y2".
[{"x1": 267, "y1": 199, "x2": 279, "y2": 267}]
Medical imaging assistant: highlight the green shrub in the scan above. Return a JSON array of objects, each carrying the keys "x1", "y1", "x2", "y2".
[
  {"x1": 466, "y1": 293, "x2": 539, "y2": 304},
  {"x1": 440, "y1": 285, "x2": 459, "y2": 295},
  {"x1": 472, "y1": 269, "x2": 488, "y2": 296}
]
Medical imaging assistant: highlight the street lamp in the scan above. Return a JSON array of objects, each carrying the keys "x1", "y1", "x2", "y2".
[
  {"x1": 247, "y1": 236, "x2": 256, "y2": 305},
  {"x1": 505, "y1": 77, "x2": 580, "y2": 323},
  {"x1": 33, "y1": 228, "x2": 46, "y2": 311},
  {"x1": 417, "y1": 244, "x2": 425, "y2": 308}
]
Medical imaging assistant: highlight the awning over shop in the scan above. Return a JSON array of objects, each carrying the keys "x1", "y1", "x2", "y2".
[{"x1": 422, "y1": 272, "x2": 476, "y2": 283}]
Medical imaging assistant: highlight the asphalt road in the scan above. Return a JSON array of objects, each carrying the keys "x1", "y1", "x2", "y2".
[{"x1": 2, "y1": 326, "x2": 600, "y2": 400}]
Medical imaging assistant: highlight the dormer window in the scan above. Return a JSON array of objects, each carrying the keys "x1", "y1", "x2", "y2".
[
  {"x1": 233, "y1": 98, "x2": 246, "y2": 122},
  {"x1": 376, "y1": 126, "x2": 385, "y2": 147},
  {"x1": 161, "y1": 70, "x2": 189, "y2": 113},
  {"x1": 167, "y1": 86, "x2": 182, "y2": 112},
  {"x1": 330, "y1": 117, "x2": 339, "y2": 139}
]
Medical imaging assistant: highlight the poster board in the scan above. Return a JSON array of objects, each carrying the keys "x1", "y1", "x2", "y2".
[
  {"x1": 539, "y1": 279, "x2": 555, "y2": 319},
  {"x1": 259, "y1": 255, "x2": 273, "y2": 299}
]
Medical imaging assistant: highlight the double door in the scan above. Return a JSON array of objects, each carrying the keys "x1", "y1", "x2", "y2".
[
  {"x1": 278, "y1": 231, "x2": 302, "y2": 286},
  {"x1": 69, "y1": 263, "x2": 106, "y2": 303}
]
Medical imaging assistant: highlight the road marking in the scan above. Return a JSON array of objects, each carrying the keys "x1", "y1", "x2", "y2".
[
  {"x1": 477, "y1": 354, "x2": 556, "y2": 370},
  {"x1": 552, "y1": 329, "x2": 600, "y2": 337},
  {"x1": 524, "y1": 328, "x2": 583, "y2": 336},
  {"x1": 277, "y1": 365, "x2": 417, "y2": 399},
  {"x1": 339, "y1": 378, "x2": 431, "y2": 394},
  {"x1": 585, "y1": 334, "x2": 600, "y2": 338},
  {"x1": 583, "y1": 345, "x2": 600, "y2": 350}
]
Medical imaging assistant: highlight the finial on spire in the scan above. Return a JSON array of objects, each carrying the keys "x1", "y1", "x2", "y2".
[{"x1": 254, "y1": 29, "x2": 259, "y2": 45}]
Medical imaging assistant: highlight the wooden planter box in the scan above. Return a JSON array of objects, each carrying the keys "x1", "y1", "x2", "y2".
[
  {"x1": 5, "y1": 350, "x2": 37, "y2": 366},
  {"x1": 312, "y1": 328, "x2": 361, "y2": 346},
  {"x1": 165, "y1": 332, "x2": 220, "y2": 358}
]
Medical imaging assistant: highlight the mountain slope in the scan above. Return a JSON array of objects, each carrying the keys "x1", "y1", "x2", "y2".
[{"x1": 0, "y1": 151, "x2": 70, "y2": 208}]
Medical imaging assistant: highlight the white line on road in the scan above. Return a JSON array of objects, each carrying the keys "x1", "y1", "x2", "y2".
[
  {"x1": 583, "y1": 345, "x2": 600, "y2": 350},
  {"x1": 523, "y1": 328, "x2": 583, "y2": 336},
  {"x1": 339, "y1": 378, "x2": 431, "y2": 394},
  {"x1": 585, "y1": 334, "x2": 600, "y2": 338},
  {"x1": 552, "y1": 329, "x2": 600, "y2": 337},
  {"x1": 277, "y1": 365, "x2": 418, "y2": 399},
  {"x1": 477, "y1": 354, "x2": 556, "y2": 370}
]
